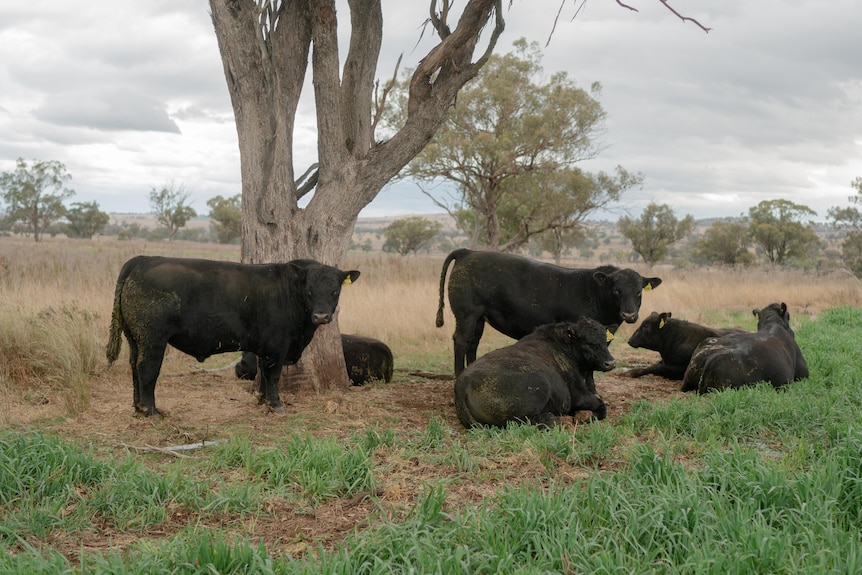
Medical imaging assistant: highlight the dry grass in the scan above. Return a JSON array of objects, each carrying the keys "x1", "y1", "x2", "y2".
[{"x1": 0, "y1": 235, "x2": 860, "y2": 422}]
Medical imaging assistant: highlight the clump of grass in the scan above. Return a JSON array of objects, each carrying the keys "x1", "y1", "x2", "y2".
[{"x1": 0, "y1": 305, "x2": 102, "y2": 414}]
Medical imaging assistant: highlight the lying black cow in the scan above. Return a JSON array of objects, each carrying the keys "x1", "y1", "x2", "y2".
[
  {"x1": 437, "y1": 248, "x2": 661, "y2": 375},
  {"x1": 106, "y1": 255, "x2": 359, "y2": 416},
  {"x1": 235, "y1": 334, "x2": 393, "y2": 386},
  {"x1": 626, "y1": 312, "x2": 743, "y2": 380},
  {"x1": 454, "y1": 318, "x2": 617, "y2": 428},
  {"x1": 681, "y1": 302, "x2": 809, "y2": 394}
]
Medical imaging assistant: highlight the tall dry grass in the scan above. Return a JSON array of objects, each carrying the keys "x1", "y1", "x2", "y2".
[{"x1": 1, "y1": 236, "x2": 859, "y2": 418}]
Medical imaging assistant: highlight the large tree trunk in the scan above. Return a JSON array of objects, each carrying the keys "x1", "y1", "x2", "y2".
[{"x1": 209, "y1": 0, "x2": 503, "y2": 394}]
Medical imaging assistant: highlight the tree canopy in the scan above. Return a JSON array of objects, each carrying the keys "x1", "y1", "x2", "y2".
[
  {"x1": 828, "y1": 176, "x2": 862, "y2": 276},
  {"x1": 748, "y1": 199, "x2": 819, "y2": 265},
  {"x1": 149, "y1": 183, "x2": 197, "y2": 242},
  {"x1": 207, "y1": 194, "x2": 242, "y2": 244},
  {"x1": 618, "y1": 202, "x2": 695, "y2": 265},
  {"x1": 65, "y1": 201, "x2": 110, "y2": 239},
  {"x1": 394, "y1": 39, "x2": 640, "y2": 252},
  {"x1": 693, "y1": 218, "x2": 755, "y2": 266},
  {"x1": 0, "y1": 158, "x2": 75, "y2": 242},
  {"x1": 383, "y1": 216, "x2": 442, "y2": 255}
]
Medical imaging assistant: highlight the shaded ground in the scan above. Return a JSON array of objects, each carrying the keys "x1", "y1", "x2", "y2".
[{"x1": 5, "y1": 347, "x2": 684, "y2": 559}]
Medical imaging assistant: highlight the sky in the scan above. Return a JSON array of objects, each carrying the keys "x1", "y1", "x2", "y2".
[{"x1": 0, "y1": 1, "x2": 860, "y2": 222}]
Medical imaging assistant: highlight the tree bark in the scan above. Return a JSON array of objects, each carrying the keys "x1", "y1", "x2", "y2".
[{"x1": 209, "y1": 0, "x2": 502, "y2": 393}]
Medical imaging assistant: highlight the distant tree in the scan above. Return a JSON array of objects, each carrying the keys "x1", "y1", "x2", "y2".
[
  {"x1": 394, "y1": 39, "x2": 633, "y2": 252},
  {"x1": 0, "y1": 158, "x2": 75, "y2": 242},
  {"x1": 383, "y1": 216, "x2": 442, "y2": 255},
  {"x1": 828, "y1": 176, "x2": 862, "y2": 276},
  {"x1": 618, "y1": 202, "x2": 695, "y2": 265},
  {"x1": 207, "y1": 194, "x2": 242, "y2": 244},
  {"x1": 527, "y1": 167, "x2": 642, "y2": 263},
  {"x1": 748, "y1": 199, "x2": 819, "y2": 265},
  {"x1": 65, "y1": 201, "x2": 110, "y2": 239},
  {"x1": 693, "y1": 218, "x2": 755, "y2": 266},
  {"x1": 149, "y1": 182, "x2": 197, "y2": 241}
]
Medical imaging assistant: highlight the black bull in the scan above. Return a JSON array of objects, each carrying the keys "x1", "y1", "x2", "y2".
[
  {"x1": 106, "y1": 256, "x2": 359, "y2": 416},
  {"x1": 436, "y1": 248, "x2": 661, "y2": 375},
  {"x1": 454, "y1": 319, "x2": 616, "y2": 428}
]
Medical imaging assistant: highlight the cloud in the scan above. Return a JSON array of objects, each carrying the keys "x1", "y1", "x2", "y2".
[{"x1": 34, "y1": 89, "x2": 180, "y2": 134}]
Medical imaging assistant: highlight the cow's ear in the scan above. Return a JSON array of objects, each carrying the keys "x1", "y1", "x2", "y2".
[
  {"x1": 643, "y1": 277, "x2": 662, "y2": 291},
  {"x1": 605, "y1": 327, "x2": 617, "y2": 343},
  {"x1": 780, "y1": 302, "x2": 787, "y2": 315},
  {"x1": 288, "y1": 262, "x2": 307, "y2": 279},
  {"x1": 342, "y1": 270, "x2": 361, "y2": 286},
  {"x1": 752, "y1": 308, "x2": 760, "y2": 318},
  {"x1": 659, "y1": 312, "x2": 670, "y2": 329},
  {"x1": 593, "y1": 271, "x2": 608, "y2": 285}
]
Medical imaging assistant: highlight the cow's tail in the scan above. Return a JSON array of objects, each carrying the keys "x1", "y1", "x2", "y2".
[
  {"x1": 436, "y1": 249, "x2": 468, "y2": 328},
  {"x1": 106, "y1": 259, "x2": 135, "y2": 365}
]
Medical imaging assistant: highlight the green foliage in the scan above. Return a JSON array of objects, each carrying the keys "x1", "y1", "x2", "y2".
[
  {"x1": 693, "y1": 217, "x2": 755, "y2": 266},
  {"x1": 396, "y1": 39, "x2": 633, "y2": 252},
  {"x1": 64, "y1": 201, "x2": 110, "y2": 239},
  {"x1": 383, "y1": 216, "x2": 442, "y2": 255},
  {"x1": 149, "y1": 182, "x2": 197, "y2": 241},
  {"x1": 828, "y1": 176, "x2": 862, "y2": 277},
  {"x1": 748, "y1": 198, "x2": 819, "y2": 264},
  {"x1": 618, "y1": 202, "x2": 695, "y2": 265},
  {"x1": 0, "y1": 158, "x2": 75, "y2": 242},
  {"x1": 207, "y1": 194, "x2": 242, "y2": 244}
]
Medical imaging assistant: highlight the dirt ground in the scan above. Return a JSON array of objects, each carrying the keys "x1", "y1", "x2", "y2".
[{"x1": 5, "y1": 346, "x2": 684, "y2": 559}]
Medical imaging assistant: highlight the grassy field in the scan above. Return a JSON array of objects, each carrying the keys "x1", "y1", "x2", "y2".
[{"x1": 1, "y1": 236, "x2": 862, "y2": 573}]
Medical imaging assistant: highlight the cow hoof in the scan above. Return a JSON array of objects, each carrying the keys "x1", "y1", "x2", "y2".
[{"x1": 268, "y1": 403, "x2": 286, "y2": 415}]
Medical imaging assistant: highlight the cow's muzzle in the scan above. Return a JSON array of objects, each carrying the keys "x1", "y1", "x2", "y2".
[
  {"x1": 621, "y1": 312, "x2": 638, "y2": 323},
  {"x1": 312, "y1": 313, "x2": 333, "y2": 325}
]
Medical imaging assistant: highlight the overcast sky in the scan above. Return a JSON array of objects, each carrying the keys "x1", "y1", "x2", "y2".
[{"x1": 1, "y1": 1, "x2": 860, "y2": 221}]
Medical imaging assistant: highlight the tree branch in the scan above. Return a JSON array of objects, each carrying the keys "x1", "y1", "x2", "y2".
[{"x1": 658, "y1": 0, "x2": 712, "y2": 33}]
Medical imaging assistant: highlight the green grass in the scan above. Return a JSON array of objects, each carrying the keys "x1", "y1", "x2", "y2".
[{"x1": 2, "y1": 306, "x2": 862, "y2": 573}]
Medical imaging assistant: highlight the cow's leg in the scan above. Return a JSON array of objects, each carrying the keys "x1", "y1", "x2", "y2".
[
  {"x1": 134, "y1": 345, "x2": 167, "y2": 416},
  {"x1": 259, "y1": 359, "x2": 286, "y2": 414},
  {"x1": 453, "y1": 315, "x2": 485, "y2": 375},
  {"x1": 127, "y1": 338, "x2": 141, "y2": 411}
]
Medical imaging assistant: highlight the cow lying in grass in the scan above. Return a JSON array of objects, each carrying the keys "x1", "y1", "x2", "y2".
[
  {"x1": 626, "y1": 312, "x2": 743, "y2": 380},
  {"x1": 106, "y1": 256, "x2": 359, "y2": 416},
  {"x1": 235, "y1": 334, "x2": 394, "y2": 386},
  {"x1": 454, "y1": 318, "x2": 616, "y2": 428},
  {"x1": 681, "y1": 302, "x2": 809, "y2": 394}
]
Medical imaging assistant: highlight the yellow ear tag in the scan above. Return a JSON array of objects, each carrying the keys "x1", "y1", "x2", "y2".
[
  {"x1": 659, "y1": 318, "x2": 666, "y2": 329},
  {"x1": 644, "y1": 283, "x2": 653, "y2": 292},
  {"x1": 606, "y1": 329, "x2": 614, "y2": 343},
  {"x1": 342, "y1": 277, "x2": 352, "y2": 286}
]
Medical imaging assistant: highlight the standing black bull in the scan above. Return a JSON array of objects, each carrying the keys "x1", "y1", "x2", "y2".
[
  {"x1": 626, "y1": 312, "x2": 743, "y2": 380},
  {"x1": 454, "y1": 318, "x2": 617, "y2": 428},
  {"x1": 106, "y1": 255, "x2": 359, "y2": 416},
  {"x1": 681, "y1": 302, "x2": 809, "y2": 394},
  {"x1": 235, "y1": 334, "x2": 393, "y2": 386},
  {"x1": 437, "y1": 248, "x2": 661, "y2": 375}
]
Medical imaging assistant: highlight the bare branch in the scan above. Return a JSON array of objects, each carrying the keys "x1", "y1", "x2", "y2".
[
  {"x1": 371, "y1": 53, "x2": 403, "y2": 136},
  {"x1": 296, "y1": 163, "x2": 320, "y2": 198},
  {"x1": 549, "y1": 0, "x2": 710, "y2": 45},
  {"x1": 659, "y1": 0, "x2": 712, "y2": 33}
]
